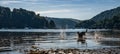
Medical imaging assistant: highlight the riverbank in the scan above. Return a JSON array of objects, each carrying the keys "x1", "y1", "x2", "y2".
[{"x1": 25, "y1": 47, "x2": 120, "y2": 54}]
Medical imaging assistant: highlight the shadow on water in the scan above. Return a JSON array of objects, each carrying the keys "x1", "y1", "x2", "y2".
[{"x1": 93, "y1": 31, "x2": 120, "y2": 46}]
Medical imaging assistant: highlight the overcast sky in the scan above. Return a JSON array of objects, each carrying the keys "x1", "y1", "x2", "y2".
[{"x1": 0, "y1": 0, "x2": 120, "y2": 20}]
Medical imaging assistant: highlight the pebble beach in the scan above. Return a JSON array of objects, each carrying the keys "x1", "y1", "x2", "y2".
[{"x1": 25, "y1": 47, "x2": 120, "y2": 54}]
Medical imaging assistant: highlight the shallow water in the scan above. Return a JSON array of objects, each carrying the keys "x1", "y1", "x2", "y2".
[{"x1": 0, "y1": 29, "x2": 120, "y2": 54}]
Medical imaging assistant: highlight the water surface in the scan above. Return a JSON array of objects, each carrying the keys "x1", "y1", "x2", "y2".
[{"x1": 0, "y1": 29, "x2": 120, "y2": 54}]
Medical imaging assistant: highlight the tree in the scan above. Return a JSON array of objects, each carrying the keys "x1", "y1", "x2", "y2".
[
  {"x1": 0, "y1": 6, "x2": 50, "y2": 29},
  {"x1": 49, "y1": 20, "x2": 56, "y2": 29}
]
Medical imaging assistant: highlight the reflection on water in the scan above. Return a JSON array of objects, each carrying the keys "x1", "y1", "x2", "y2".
[
  {"x1": 93, "y1": 31, "x2": 120, "y2": 46},
  {"x1": 0, "y1": 29, "x2": 120, "y2": 54}
]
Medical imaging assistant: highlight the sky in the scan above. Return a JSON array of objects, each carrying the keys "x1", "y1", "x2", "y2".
[{"x1": 0, "y1": 0, "x2": 120, "y2": 20}]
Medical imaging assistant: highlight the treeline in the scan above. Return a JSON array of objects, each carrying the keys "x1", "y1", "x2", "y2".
[
  {"x1": 0, "y1": 6, "x2": 56, "y2": 29},
  {"x1": 76, "y1": 15, "x2": 120, "y2": 29},
  {"x1": 92, "y1": 16, "x2": 120, "y2": 29},
  {"x1": 76, "y1": 6, "x2": 120, "y2": 29}
]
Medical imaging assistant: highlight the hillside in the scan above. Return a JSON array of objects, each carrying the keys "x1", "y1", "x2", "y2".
[
  {"x1": 91, "y1": 16, "x2": 120, "y2": 29},
  {"x1": 0, "y1": 6, "x2": 50, "y2": 29},
  {"x1": 0, "y1": 6, "x2": 79, "y2": 29},
  {"x1": 91, "y1": 7, "x2": 120, "y2": 21},
  {"x1": 76, "y1": 6, "x2": 120, "y2": 29},
  {"x1": 46, "y1": 17, "x2": 80, "y2": 28}
]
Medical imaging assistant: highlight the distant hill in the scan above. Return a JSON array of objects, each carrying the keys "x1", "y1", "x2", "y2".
[
  {"x1": 76, "y1": 6, "x2": 120, "y2": 29},
  {"x1": 91, "y1": 16, "x2": 120, "y2": 29},
  {"x1": 0, "y1": 6, "x2": 79, "y2": 29},
  {"x1": 46, "y1": 17, "x2": 80, "y2": 29},
  {"x1": 91, "y1": 7, "x2": 120, "y2": 21}
]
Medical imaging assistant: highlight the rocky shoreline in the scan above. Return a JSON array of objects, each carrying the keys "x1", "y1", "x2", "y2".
[{"x1": 24, "y1": 47, "x2": 120, "y2": 54}]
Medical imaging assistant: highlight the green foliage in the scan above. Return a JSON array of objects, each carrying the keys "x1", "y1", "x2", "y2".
[
  {"x1": 76, "y1": 16, "x2": 120, "y2": 29},
  {"x1": 91, "y1": 7, "x2": 120, "y2": 21},
  {"x1": 0, "y1": 6, "x2": 56, "y2": 29},
  {"x1": 92, "y1": 16, "x2": 120, "y2": 29},
  {"x1": 75, "y1": 20, "x2": 95, "y2": 28},
  {"x1": 48, "y1": 20, "x2": 56, "y2": 29},
  {"x1": 76, "y1": 6, "x2": 120, "y2": 29}
]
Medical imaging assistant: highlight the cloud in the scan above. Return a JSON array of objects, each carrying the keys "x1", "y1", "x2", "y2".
[
  {"x1": 0, "y1": 0, "x2": 21, "y2": 5},
  {"x1": 36, "y1": 9, "x2": 72, "y2": 14},
  {"x1": 26, "y1": 0, "x2": 38, "y2": 1},
  {"x1": 49, "y1": 4, "x2": 87, "y2": 8}
]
